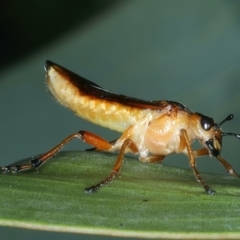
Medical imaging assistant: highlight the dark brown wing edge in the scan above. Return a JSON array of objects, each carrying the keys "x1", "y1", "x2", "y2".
[{"x1": 45, "y1": 60, "x2": 191, "y2": 113}]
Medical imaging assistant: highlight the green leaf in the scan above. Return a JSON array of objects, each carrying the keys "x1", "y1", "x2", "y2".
[{"x1": 0, "y1": 151, "x2": 240, "y2": 238}]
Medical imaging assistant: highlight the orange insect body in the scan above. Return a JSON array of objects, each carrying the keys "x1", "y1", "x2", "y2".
[
  {"x1": 1, "y1": 61, "x2": 240, "y2": 194},
  {"x1": 47, "y1": 63, "x2": 202, "y2": 158}
]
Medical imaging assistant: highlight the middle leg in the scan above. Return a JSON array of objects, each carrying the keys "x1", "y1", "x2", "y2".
[{"x1": 85, "y1": 138, "x2": 138, "y2": 193}]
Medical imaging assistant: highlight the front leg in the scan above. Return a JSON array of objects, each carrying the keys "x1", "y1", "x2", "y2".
[
  {"x1": 193, "y1": 148, "x2": 209, "y2": 158},
  {"x1": 193, "y1": 148, "x2": 240, "y2": 177},
  {"x1": 180, "y1": 130, "x2": 214, "y2": 194},
  {"x1": 216, "y1": 155, "x2": 240, "y2": 177}
]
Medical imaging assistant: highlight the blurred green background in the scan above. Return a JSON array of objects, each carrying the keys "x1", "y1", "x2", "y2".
[{"x1": 1, "y1": 0, "x2": 240, "y2": 239}]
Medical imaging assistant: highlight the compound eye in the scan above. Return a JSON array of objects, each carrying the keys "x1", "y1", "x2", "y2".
[{"x1": 200, "y1": 116, "x2": 213, "y2": 131}]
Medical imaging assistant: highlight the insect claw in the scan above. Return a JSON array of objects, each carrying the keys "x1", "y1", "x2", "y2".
[
  {"x1": 0, "y1": 166, "x2": 9, "y2": 173},
  {"x1": 228, "y1": 168, "x2": 240, "y2": 177},
  {"x1": 206, "y1": 187, "x2": 215, "y2": 195},
  {"x1": 14, "y1": 166, "x2": 20, "y2": 172},
  {"x1": 1, "y1": 166, "x2": 17, "y2": 173},
  {"x1": 84, "y1": 186, "x2": 97, "y2": 194},
  {"x1": 31, "y1": 157, "x2": 42, "y2": 168}
]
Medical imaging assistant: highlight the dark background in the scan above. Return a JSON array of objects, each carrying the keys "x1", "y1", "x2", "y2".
[{"x1": 1, "y1": 0, "x2": 240, "y2": 239}]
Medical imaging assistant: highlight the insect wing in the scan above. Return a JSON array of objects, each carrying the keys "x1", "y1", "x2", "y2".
[{"x1": 45, "y1": 60, "x2": 169, "y2": 111}]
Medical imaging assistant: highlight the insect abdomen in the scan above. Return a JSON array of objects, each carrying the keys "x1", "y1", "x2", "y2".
[{"x1": 46, "y1": 65, "x2": 145, "y2": 132}]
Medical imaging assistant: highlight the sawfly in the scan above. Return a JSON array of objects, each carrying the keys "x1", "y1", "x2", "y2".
[{"x1": 1, "y1": 60, "x2": 240, "y2": 194}]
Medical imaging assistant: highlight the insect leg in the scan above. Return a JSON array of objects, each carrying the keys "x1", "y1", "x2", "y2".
[
  {"x1": 180, "y1": 129, "x2": 214, "y2": 194},
  {"x1": 85, "y1": 139, "x2": 118, "y2": 151},
  {"x1": 216, "y1": 155, "x2": 240, "y2": 177},
  {"x1": 139, "y1": 155, "x2": 165, "y2": 163},
  {"x1": 1, "y1": 131, "x2": 112, "y2": 173},
  {"x1": 85, "y1": 138, "x2": 138, "y2": 193},
  {"x1": 194, "y1": 149, "x2": 240, "y2": 177},
  {"x1": 193, "y1": 148, "x2": 209, "y2": 158}
]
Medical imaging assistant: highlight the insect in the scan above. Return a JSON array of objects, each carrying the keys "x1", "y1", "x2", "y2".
[{"x1": 1, "y1": 60, "x2": 240, "y2": 194}]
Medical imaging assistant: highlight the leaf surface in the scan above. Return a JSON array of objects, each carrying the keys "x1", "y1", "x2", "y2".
[{"x1": 0, "y1": 151, "x2": 240, "y2": 239}]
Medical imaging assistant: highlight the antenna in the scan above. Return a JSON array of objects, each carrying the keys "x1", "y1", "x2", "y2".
[
  {"x1": 217, "y1": 114, "x2": 240, "y2": 140},
  {"x1": 222, "y1": 132, "x2": 240, "y2": 140},
  {"x1": 216, "y1": 114, "x2": 233, "y2": 128}
]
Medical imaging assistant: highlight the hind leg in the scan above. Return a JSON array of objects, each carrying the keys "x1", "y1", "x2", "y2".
[
  {"x1": 85, "y1": 138, "x2": 139, "y2": 193},
  {"x1": 1, "y1": 131, "x2": 112, "y2": 173}
]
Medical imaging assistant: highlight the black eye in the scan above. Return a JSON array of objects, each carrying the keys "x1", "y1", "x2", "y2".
[{"x1": 200, "y1": 115, "x2": 213, "y2": 131}]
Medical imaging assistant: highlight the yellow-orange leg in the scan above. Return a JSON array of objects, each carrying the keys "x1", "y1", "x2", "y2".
[
  {"x1": 0, "y1": 131, "x2": 112, "y2": 173},
  {"x1": 86, "y1": 139, "x2": 118, "y2": 151},
  {"x1": 85, "y1": 138, "x2": 138, "y2": 193},
  {"x1": 216, "y1": 155, "x2": 240, "y2": 177},
  {"x1": 180, "y1": 130, "x2": 214, "y2": 194},
  {"x1": 194, "y1": 148, "x2": 240, "y2": 178},
  {"x1": 193, "y1": 148, "x2": 209, "y2": 158},
  {"x1": 139, "y1": 155, "x2": 165, "y2": 163}
]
